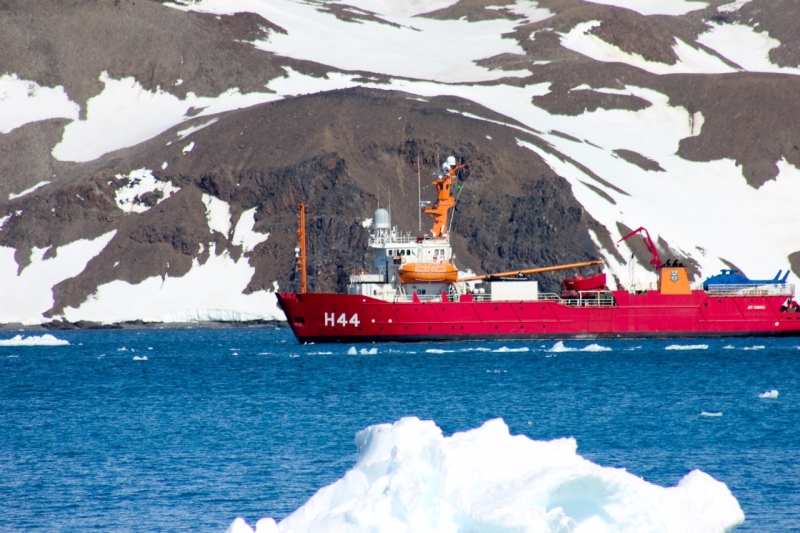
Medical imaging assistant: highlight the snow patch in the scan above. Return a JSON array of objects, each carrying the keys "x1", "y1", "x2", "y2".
[
  {"x1": 717, "y1": 0, "x2": 754, "y2": 12},
  {"x1": 0, "y1": 231, "x2": 116, "y2": 324},
  {"x1": 697, "y1": 23, "x2": 800, "y2": 75},
  {"x1": 8, "y1": 181, "x2": 50, "y2": 200},
  {"x1": 51, "y1": 71, "x2": 282, "y2": 163},
  {"x1": 582, "y1": 0, "x2": 708, "y2": 16},
  {"x1": 232, "y1": 208, "x2": 269, "y2": 253},
  {"x1": 560, "y1": 21, "x2": 735, "y2": 75},
  {"x1": 177, "y1": 117, "x2": 218, "y2": 139},
  {"x1": 0, "y1": 334, "x2": 69, "y2": 347},
  {"x1": 169, "y1": 0, "x2": 533, "y2": 83},
  {"x1": 182, "y1": 141, "x2": 195, "y2": 153},
  {"x1": 233, "y1": 417, "x2": 744, "y2": 532},
  {"x1": 0, "y1": 74, "x2": 80, "y2": 134},
  {"x1": 202, "y1": 194, "x2": 232, "y2": 236},
  {"x1": 63, "y1": 243, "x2": 283, "y2": 324},
  {"x1": 115, "y1": 168, "x2": 180, "y2": 214}
]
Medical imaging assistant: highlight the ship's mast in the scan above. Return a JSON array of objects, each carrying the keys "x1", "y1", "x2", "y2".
[{"x1": 296, "y1": 203, "x2": 308, "y2": 293}]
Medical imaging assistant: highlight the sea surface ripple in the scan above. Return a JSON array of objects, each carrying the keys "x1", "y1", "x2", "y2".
[{"x1": 1, "y1": 328, "x2": 798, "y2": 531}]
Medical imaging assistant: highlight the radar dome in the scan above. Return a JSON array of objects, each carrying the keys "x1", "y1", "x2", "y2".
[
  {"x1": 373, "y1": 208, "x2": 390, "y2": 229},
  {"x1": 446, "y1": 156, "x2": 456, "y2": 166}
]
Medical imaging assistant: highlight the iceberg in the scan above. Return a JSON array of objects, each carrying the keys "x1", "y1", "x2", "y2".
[
  {"x1": 229, "y1": 417, "x2": 744, "y2": 533},
  {"x1": 0, "y1": 334, "x2": 69, "y2": 346}
]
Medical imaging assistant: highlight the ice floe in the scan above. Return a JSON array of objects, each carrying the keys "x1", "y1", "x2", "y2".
[
  {"x1": 132, "y1": 355, "x2": 148, "y2": 361},
  {"x1": 665, "y1": 344, "x2": 709, "y2": 350},
  {"x1": 759, "y1": 389, "x2": 779, "y2": 399},
  {"x1": 492, "y1": 346, "x2": 530, "y2": 352},
  {"x1": 426, "y1": 348, "x2": 455, "y2": 353},
  {"x1": 0, "y1": 334, "x2": 69, "y2": 347},
  {"x1": 548, "y1": 341, "x2": 611, "y2": 352},
  {"x1": 701, "y1": 411, "x2": 723, "y2": 417},
  {"x1": 229, "y1": 417, "x2": 744, "y2": 533}
]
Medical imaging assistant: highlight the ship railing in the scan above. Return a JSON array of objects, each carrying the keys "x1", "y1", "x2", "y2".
[{"x1": 706, "y1": 283, "x2": 794, "y2": 297}]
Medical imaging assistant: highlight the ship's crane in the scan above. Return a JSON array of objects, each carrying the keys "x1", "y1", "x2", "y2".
[
  {"x1": 458, "y1": 260, "x2": 603, "y2": 282},
  {"x1": 617, "y1": 227, "x2": 662, "y2": 271}
]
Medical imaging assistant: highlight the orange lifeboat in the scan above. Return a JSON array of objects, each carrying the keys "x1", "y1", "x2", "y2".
[{"x1": 398, "y1": 262, "x2": 459, "y2": 284}]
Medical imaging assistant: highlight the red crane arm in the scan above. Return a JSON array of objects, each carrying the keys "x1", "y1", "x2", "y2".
[{"x1": 617, "y1": 227, "x2": 662, "y2": 271}]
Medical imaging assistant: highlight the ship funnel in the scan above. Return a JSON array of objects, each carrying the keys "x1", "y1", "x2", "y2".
[
  {"x1": 446, "y1": 156, "x2": 456, "y2": 167},
  {"x1": 373, "y1": 208, "x2": 390, "y2": 230}
]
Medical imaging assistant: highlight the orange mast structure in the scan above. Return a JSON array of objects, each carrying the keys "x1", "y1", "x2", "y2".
[
  {"x1": 296, "y1": 203, "x2": 308, "y2": 293},
  {"x1": 423, "y1": 160, "x2": 470, "y2": 237}
]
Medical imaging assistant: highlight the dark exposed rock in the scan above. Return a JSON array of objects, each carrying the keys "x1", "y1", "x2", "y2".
[{"x1": 614, "y1": 149, "x2": 665, "y2": 172}]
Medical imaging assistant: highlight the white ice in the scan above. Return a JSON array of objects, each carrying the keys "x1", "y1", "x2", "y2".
[
  {"x1": 716, "y1": 0, "x2": 754, "y2": 12},
  {"x1": 62, "y1": 243, "x2": 284, "y2": 324},
  {"x1": 8, "y1": 181, "x2": 50, "y2": 200},
  {"x1": 232, "y1": 208, "x2": 269, "y2": 253},
  {"x1": 169, "y1": 0, "x2": 533, "y2": 83},
  {"x1": 560, "y1": 21, "x2": 736, "y2": 75},
  {"x1": 231, "y1": 417, "x2": 744, "y2": 533},
  {"x1": 759, "y1": 389, "x2": 779, "y2": 399},
  {"x1": 582, "y1": 0, "x2": 708, "y2": 16},
  {"x1": 132, "y1": 355, "x2": 148, "y2": 361},
  {"x1": 115, "y1": 169, "x2": 180, "y2": 214},
  {"x1": 665, "y1": 344, "x2": 709, "y2": 350},
  {"x1": 0, "y1": 74, "x2": 79, "y2": 134},
  {"x1": 347, "y1": 346, "x2": 357, "y2": 355},
  {"x1": 697, "y1": 23, "x2": 800, "y2": 75},
  {"x1": 0, "y1": 231, "x2": 116, "y2": 325},
  {"x1": 492, "y1": 346, "x2": 530, "y2": 352},
  {"x1": 701, "y1": 411, "x2": 723, "y2": 417},
  {"x1": 0, "y1": 334, "x2": 70, "y2": 346}
]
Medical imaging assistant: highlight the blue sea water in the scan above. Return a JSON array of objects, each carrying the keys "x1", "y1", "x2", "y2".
[{"x1": 1, "y1": 328, "x2": 798, "y2": 532}]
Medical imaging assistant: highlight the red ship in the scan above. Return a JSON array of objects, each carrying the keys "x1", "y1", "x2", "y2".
[{"x1": 278, "y1": 157, "x2": 800, "y2": 343}]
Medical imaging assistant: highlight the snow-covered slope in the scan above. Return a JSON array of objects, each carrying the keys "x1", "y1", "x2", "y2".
[{"x1": 2, "y1": 0, "x2": 800, "y2": 324}]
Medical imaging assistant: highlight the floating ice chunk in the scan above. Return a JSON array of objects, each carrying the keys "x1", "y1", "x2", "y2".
[
  {"x1": 701, "y1": 411, "x2": 723, "y2": 417},
  {"x1": 132, "y1": 355, "x2": 148, "y2": 361},
  {"x1": 254, "y1": 517, "x2": 278, "y2": 533},
  {"x1": 359, "y1": 347, "x2": 378, "y2": 355},
  {"x1": 581, "y1": 343, "x2": 611, "y2": 352},
  {"x1": 549, "y1": 341, "x2": 576, "y2": 352},
  {"x1": 743, "y1": 345, "x2": 765, "y2": 351},
  {"x1": 666, "y1": 344, "x2": 709, "y2": 350},
  {"x1": 461, "y1": 347, "x2": 491, "y2": 352},
  {"x1": 239, "y1": 417, "x2": 744, "y2": 532},
  {"x1": 723, "y1": 345, "x2": 735, "y2": 349},
  {"x1": 347, "y1": 347, "x2": 357, "y2": 355},
  {"x1": 0, "y1": 334, "x2": 69, "y2": 346},
  {"x1": 759, "y1": 389, "x2": 779, "y2": 399},
  {"x1": 118, "y1": 347, "x2": 128, "y2": 351},
  {"x1": 426, "y1": 348, "x2": 454, "y2": 353},
  {"x1": 493, "y1": 346, "x2": 530, "y2": 352},
  {"x1": 225, "y1": 517, "x2": 254, "y2": 533}
]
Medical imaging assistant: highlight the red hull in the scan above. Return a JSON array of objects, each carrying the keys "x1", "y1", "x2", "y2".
[{"x1": 277, "y1": 291, "x2": 800, "y2": 343}]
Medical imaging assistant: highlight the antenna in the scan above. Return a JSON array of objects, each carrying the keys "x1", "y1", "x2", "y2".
[{"x1": 417, "y1": 155, "x2": 421, "y2": 233}]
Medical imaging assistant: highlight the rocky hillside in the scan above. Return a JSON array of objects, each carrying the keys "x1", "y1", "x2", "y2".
[{"x1": 1, "y1": 0, "x2": 799, "y2": 324}]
